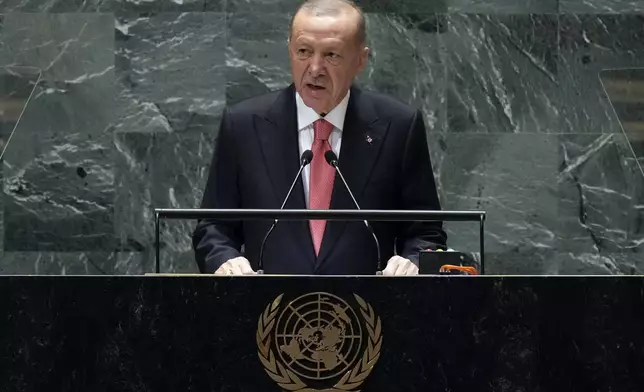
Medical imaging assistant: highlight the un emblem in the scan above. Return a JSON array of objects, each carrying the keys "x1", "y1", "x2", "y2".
[{"x1": 256, "y1": 292, "x2": 382, "y2": 391}]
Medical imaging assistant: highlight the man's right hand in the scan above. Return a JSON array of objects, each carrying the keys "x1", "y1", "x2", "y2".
[{"x1": 214, "y1": 256, "x2": 256, "y2": 275}]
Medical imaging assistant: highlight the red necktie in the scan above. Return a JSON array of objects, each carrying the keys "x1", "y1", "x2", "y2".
[{"x1": 309, "y1": 119, "x2": 335, "y2": 256}]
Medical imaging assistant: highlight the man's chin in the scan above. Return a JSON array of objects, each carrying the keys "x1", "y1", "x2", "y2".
[{"x1": 301, "y1": 92, "x2": 330, "y2": 113}]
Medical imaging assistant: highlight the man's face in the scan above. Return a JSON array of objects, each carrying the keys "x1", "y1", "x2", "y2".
[{"x1": 288, "y1": 10, "x2": 369, "y2": 114}]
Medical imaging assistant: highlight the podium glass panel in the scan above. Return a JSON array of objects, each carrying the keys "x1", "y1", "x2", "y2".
[
  {"x1": 0, "y1": 66, "x2": 41, "y2": 266},
  {"x1": 0, "y1": 66, "x2": 41, "y2": 161},
  {"x1": 599, "y1": 67, "x2": 644, "y2": 178}
]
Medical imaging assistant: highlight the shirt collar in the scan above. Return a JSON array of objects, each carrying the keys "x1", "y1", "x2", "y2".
[{"x1": 295, "y1": 89, "x2": 350, "y2": 132}]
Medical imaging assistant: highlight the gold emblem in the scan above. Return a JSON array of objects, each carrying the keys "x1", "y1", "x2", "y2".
[{"x1": 256, "y1": 292, "x2": 382, "y2": 392}]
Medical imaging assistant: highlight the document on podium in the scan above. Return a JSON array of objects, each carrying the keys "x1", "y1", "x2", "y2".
[{"x1": 0, "y1": 66, "x2": 42, "y2": 161}]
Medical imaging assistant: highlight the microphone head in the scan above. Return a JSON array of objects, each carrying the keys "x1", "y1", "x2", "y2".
[
  {"x1": 324, "y1": 150, "x2": 338, "y2": 166},
  {"x1": 301, "y1": 149, "x2": 313, "y2": 165}
]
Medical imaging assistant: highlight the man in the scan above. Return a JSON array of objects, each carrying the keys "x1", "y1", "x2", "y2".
[{"x1": 192, "y1": 0, "x2": 447, "y2": 275}]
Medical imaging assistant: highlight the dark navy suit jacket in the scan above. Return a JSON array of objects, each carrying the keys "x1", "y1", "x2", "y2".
[{"x1": 192, "y1": 84, "x2": 447, "y2": 275}]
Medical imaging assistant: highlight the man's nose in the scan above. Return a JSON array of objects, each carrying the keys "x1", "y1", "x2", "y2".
[{"x1": 308, "y1": 54, "x2": 325, "y2": 77}]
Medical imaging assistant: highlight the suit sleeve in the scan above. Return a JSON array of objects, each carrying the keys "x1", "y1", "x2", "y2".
[
  {"x1": 192, "y1": 107, "x2": 244, "y2": 273},
  {"x1": 395, "y1": 109, "x2": 448, "y2": 263}
]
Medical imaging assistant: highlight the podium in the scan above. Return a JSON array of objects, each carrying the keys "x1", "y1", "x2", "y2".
[
  {"x1": 155, "y1": 208, "x2": 487, "y2": 275},
  {"x1": 1, "y1": 274, "x2": 643, "y2": 391}
]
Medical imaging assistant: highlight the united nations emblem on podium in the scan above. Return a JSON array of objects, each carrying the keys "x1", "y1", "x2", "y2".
[{"x1": 256, "y1": 292, "x2": 382, "y2": 391}]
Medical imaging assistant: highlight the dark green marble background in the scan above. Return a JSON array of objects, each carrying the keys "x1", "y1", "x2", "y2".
[{"x1": 0, "y1": 0, "x2": 642, "y2": 275}]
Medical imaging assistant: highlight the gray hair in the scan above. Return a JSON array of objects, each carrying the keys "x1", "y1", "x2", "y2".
[{"x1": 290, "y1": 0, "x2": 367, "y2": 46}]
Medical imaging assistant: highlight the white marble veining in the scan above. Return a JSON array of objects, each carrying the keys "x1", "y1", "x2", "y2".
[{"x1": 0, "y1": 1, "x2": 643, "y2": 274}]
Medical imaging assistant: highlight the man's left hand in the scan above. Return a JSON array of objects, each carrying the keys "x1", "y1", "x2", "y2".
[{"x1": 382, "y1": 256, "x2": 419, "y2": 276}]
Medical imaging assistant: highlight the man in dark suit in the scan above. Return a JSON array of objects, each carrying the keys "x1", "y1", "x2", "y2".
[{"x1": 192, "y1": 0, "x2": 447, "y2": 275}]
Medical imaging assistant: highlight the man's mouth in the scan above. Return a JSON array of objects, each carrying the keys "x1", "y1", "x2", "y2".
[{"x1": 306, "y1": 83, "x2": 326, "y2": 91}]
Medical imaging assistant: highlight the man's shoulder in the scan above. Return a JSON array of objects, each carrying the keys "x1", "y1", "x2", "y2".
[{"x1": 356, "y1": 87, "x2": 418, "y2": 119}]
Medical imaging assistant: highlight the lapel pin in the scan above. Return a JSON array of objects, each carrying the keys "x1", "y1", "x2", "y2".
[{"x1": 366, "y1": 134, "x2": 373, "y2": 144}]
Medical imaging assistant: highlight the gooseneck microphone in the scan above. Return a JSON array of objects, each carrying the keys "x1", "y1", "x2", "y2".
[
  {"x1": 324, "y1": 150, "x2": 383, "y2": 275},
  {"x1": 257, "y1": 150, "x2": 314, "y2": 274}
]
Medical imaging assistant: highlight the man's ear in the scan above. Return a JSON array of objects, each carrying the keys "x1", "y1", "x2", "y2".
[
  {"x1": 287, "y1": 37, "x2": 293, "y2": 59},
  {"x1": 357, "y1": 46, "x2": 370, "y2": 73}
]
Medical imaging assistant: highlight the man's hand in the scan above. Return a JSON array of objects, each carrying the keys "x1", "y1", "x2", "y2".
[
  {"x1": 214, "y1": 257, "x2": 256, "y2": 275},
  {"x1": 382, "y1": 256, "x2": 419, "y2": 276}
]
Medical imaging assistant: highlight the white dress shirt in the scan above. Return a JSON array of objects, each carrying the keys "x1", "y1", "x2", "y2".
[{"x1": 296, "y1": 90, "x2": 350, "y2": 207}]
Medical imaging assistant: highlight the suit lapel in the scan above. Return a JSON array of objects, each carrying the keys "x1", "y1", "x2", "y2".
[
  {"x1": 253, "y1": 85, "x2": 316, "y2": 264},
  {"x1": 314, "y1": 86, "x2": 391, "y2": 271}
]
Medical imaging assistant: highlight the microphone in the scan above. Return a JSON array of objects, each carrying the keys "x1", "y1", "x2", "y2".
[
  {"x1": 257, "y1": 149, "x2": 313, "y2": 274},
  {"x1": 324, "y1": 150, "x2": 383, "y2": 275}
]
